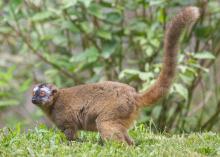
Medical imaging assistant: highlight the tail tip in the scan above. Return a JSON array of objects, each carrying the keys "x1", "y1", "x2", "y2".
[{"x1": 185, "y1": 6, "x2": 200, "y2": 20}]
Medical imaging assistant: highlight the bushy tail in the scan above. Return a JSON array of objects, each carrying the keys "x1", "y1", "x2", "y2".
[{"x1": 137, "y1": 6, "x2": 200, "y2": 107}]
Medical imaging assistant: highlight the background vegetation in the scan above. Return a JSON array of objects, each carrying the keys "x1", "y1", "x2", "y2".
[{"x1": 0, "y1": 0, "x2": 220, "y2": 134}]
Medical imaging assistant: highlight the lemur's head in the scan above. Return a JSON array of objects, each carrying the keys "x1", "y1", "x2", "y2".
[{"x1": 32, "y1": 83, "x2": 58, "y2": 107}]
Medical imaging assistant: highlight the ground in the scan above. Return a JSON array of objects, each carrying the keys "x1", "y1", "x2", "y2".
[{"x1": 0, "y1": 124, "x2": 220, "y2": 157}]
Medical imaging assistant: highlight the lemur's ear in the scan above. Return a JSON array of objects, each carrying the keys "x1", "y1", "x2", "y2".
[
  {"x1": 52, "y1": 88, "x2": 58, "y2": 95},
  {"x1": 48, "y1": 84, "x2": 58, "y2": 95}
]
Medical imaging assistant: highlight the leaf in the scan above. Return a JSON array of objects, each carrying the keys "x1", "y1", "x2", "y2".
[
  {"x1": 80, "y1": 21, "x2": 93, "y2": 34},
  {"x1": 128, "y1": 20, "x2": 148, "y2": 33},
  {"x1": 119, "y1": 69, "x2": 140, "y2": 79},
  {"x1": 99, "y1": 1, "x2": 112, "y2": 8},
  {"x1": 145, "y1": 46, "x2": 154, "y2": 57},
  {"x1": 78, "y1": 0, "x2": 93, "y2": 7},
  {"x1": 86, "y1": 47, "x2": 99, "y2": 63},
  {"x1": 158, "y1": 7, "x2": 166, "y2": 23},
  {"x1": 193, "y1": 51, "x2": 215, "y2": 60},
  {"x1": 105, "y1": 11, "x2": 122, "y2": 24},
  {"x1": 72, "y1": 47, "x2": 99, "y2": 63},
  {"x1": 19, "y1": 78, "x2": 32, "y2": 92},
  {"x1": 61, "y1": 0, "x2": 77, "y2": 9},
  {"x1": 208, "y1": 1, "x2": 220, "y2": 13},
  {"x1": 148, "y1": 0, "x2": 165, "y2": 6},
  {"x1": 0, "y1": 100, "x2": 19, "y2": 107},
  {"x1": 40, "y1": 34, "x2": 54, "y2": 41},
  {"x1": 102, "y1": 41, "x2": 118, "y2": 59},
  {"x1": 195, "y1": 25, "x2": 213, "y2": 39},
  {"x1": 11, "y1": 0, "x2": 23, "y2": 7},
  {"x1": 0, "y1": 27, "x2": 12, "y2": 34},
  {"x1": 179, "y1": 74, "x2": 193, "y2": 85},
  {"x1": 88, "y1": 3, "x2": 104, "y2": 19},
  {"x1": 0, "y1": 66, "x2": 15, "y2": 83},
  {"x1": 45, "y1": 69, "x2": 58, "y2": 77},
  {"x1": 31, "y1": 11, "x2": 53, "y2": 22},
  {"x1": 53, "y1": 35, "x2": 68, "y2": 46},
  {"x1": 125, "y1": 1, "x2": 139, "y2": 10},
  {"x1": 173, "y1": 83, "x2": 188, "y2": 101},
  {"x1": 190, "y1": 63, "x2": 209, "y2": 73},
  {"x1": 61, "y1": 21, "x2": 79, "y2": 33},
  {"x1": 178, "y1": 65, "x2": 197, "y2": 76},
  {"x1": 97, "y1": 29, "x2": 112, "y2": 40},
  {"x1": 138, "y1": 72, "x2": 154, "y2": 81}
]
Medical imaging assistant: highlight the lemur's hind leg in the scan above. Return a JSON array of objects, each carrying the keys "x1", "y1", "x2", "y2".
[
  {"x1": 96, "y1": 120, "x2": 133, "y2": 145},
  {"x1": 124, "y1": 131, "x2": 134, "y2": 145}
]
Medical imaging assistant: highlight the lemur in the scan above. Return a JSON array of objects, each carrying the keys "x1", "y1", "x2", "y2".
[{"x1": 31, "y1": 7, "x2": 200, "y2": 145}]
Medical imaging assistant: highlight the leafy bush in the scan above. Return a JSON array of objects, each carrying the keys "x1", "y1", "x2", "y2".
[{"x1": 0, "y1": 0, "x2": 220, "y2": 132}]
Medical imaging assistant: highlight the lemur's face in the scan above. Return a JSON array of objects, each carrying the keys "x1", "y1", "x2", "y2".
[{"x1": 32, "y1": 83, "x2": 58, "y2": 107}]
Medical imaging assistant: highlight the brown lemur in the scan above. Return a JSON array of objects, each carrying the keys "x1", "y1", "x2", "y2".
[{"x1": 31, "y1": 7, "x2": 200, "y2": 145}]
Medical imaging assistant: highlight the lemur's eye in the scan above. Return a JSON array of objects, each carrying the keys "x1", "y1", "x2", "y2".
[
  {"x1": 40, "y1": 91, "x2": 46, "y2": 97},
  {"x1": 32, "y1": 91, "x2": 35, "y2": 96}
]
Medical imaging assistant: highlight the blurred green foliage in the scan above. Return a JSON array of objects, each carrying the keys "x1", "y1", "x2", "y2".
[{"x1": 0, "y1": 0, "x2": 220, "y2": 132}]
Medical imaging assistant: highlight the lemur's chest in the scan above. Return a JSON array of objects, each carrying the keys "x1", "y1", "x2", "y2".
[{"x1": 50, "y1": 101, "x2": 98, "y2": 131}]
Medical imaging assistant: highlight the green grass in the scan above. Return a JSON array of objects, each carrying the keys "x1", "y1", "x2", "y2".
[{"x1": 0, "y1": 124, "x2": 220, "y2": 157}]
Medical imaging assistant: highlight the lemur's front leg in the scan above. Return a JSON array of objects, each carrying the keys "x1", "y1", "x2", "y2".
[{"x1": 64, "y1": 128, "x2": 77, "y2": 141}]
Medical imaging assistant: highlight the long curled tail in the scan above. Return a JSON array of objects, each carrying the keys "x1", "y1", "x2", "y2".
[{"x1": 136, "y1": 6, "x2": 200, "y2": 107}]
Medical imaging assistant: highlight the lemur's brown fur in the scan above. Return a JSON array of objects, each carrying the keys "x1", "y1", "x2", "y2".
[{"x1": 32, "y1": 7, "x2": 200, "y2": 145}]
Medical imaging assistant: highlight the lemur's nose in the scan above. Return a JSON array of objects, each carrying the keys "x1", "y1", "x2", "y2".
[{"x1": 32, "y1": 98, "x2": 38, "y2": 104}]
